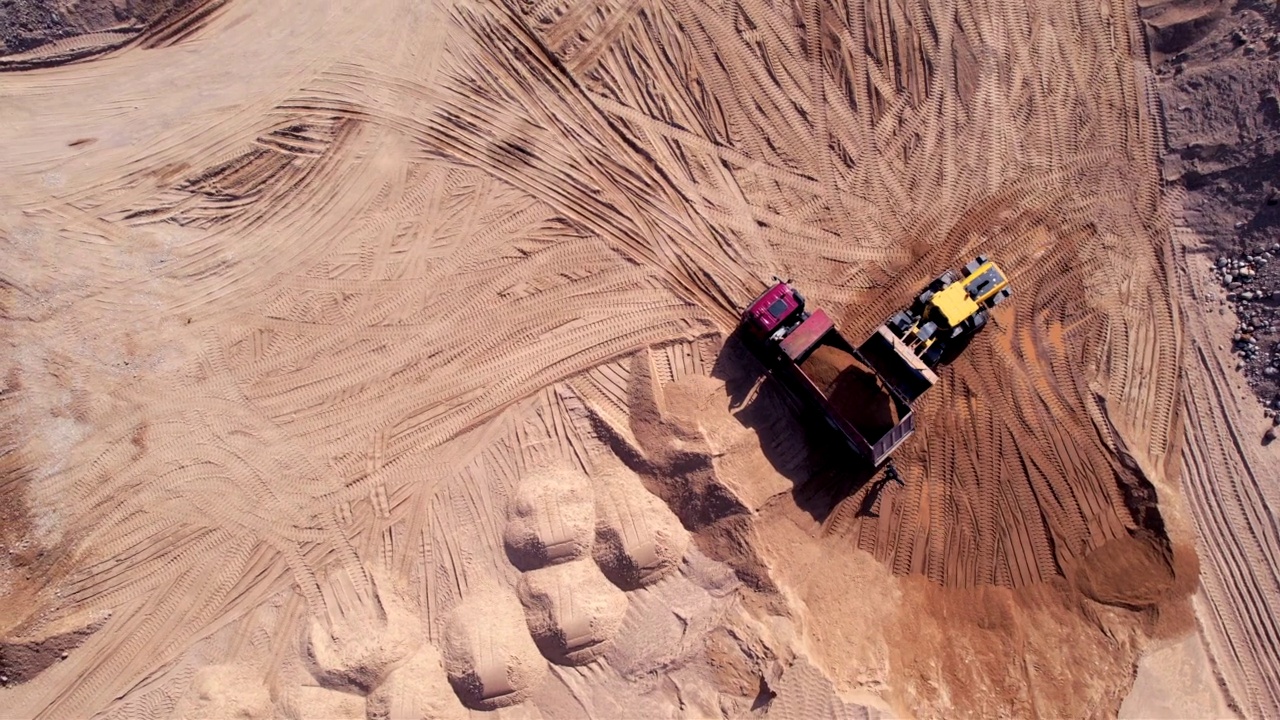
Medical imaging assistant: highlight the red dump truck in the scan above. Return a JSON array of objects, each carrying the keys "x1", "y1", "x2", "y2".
[{"x1": 740, "y1": 281, "x2": 939, "y2": 465}]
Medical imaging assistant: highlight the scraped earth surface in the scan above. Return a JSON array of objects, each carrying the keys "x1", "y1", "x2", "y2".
[
  {"x1": 0, "y1": 0, "x2": 1263, "y2": 716},
  {"x1": 0, "y1": 0, "x2": 220, "y2": 69},
  {"x1": 1144, "y1": 0, "x2": 1280, "y2": 715}
]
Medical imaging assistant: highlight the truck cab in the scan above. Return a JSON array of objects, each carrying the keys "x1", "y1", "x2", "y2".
[{"x1": 741, "y1": 282, "x2": 805, "y2": 343}]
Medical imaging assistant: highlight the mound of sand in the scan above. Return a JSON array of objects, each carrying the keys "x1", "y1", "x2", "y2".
[
  {"x1": 592, "y1": 462, "x2": 690, "y2": 590},
  {"x1": 442, "y1": 586, "x2": 546, "y2": 710},
  {"x1": 517, "y1": 558, "x2": 629, "y2": 665},
  {"x1": 0, "y1": 610, "x2": 106, "y2": 685},
  {"x1": 304, "y1": 571, "x2": 422, "y2": 694},
  {"x1": 1073, "y1": 532, "x2": 1178, "y2": 609},
  {"x1": 658, "y1": 374, "x2": 723, "y2": 445},
  {"x1": 800, "y1": 345, "x2": 899, "y2": 440},
  {"x1": 503, "y1": 462, "x2": 596, "y2": 571},
  {"x1": 366, "y1": 644, "x2": 468, "y2": 720},
  {"x1": 171, "y1": 664, "x2": 273, "y2": 720}
]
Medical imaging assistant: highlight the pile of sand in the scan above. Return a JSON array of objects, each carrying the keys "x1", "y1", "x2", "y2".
[
  {"x1": 503, "y1": 463, "x2": 596, "y2": 571},
  {"x1": 592, "y1": 462, "x2": 690, "y2": 590},
  {"x1": 516, "y1": 559, "x2": 628, "y2": 665},
  {"x1": 171, "y1": 664, "x2": 273, "y2": 720},
  {"x1": 303, "y1": 571, "x2": 422, "y2": 695},
  {"x1": 500, "y1": 459, "x2": 647, "y2": 668},
  {"x1": 800, "y1": 345, "x2": 900, "y2": 440},
  {"x1": 366, "y1": 644, "x2": 468, "y2": 720},
  {"x1": 1072, "y1": 532, "x2": 1178, "y2": 610},
  {"x1": 442, "y1": 587, "x2": 546, "y2": 710},
  {"x1": 658, "y1": 374, "x2": 723, "y2": 446}
]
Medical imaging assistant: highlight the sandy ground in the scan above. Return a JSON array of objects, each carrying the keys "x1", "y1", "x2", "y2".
[
  {"x1": 1142, "y1": 0, "x2": 1280, "y2": 715},
  {"x1": 1119, "y1": 628, "x2": 1236, "y2": 720},
  {"x1": 0, "y1": 0, "x2": 1270, "y2": 716}
]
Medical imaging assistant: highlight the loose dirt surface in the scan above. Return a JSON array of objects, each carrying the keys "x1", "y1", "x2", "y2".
[
  {"x1": 0, "y1": 0, "x2": 1263, "y2": 716},
  {"x1": 1146, "y1": 0, "x2": 1280, "y2": 715},
  {"x1": 0, "y1": 0, "x2": 213, "y2": 69},
  {"x1": 1149, "y1": 0, "x2": 1280, "y2": 406}
]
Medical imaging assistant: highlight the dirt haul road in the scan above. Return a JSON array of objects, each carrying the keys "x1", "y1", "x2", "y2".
[{"x1": 0, "y1": 0, "x2": 1265, "y2": 716}]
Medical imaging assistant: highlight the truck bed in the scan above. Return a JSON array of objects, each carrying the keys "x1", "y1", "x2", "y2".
[
  {"x1": 800, "y1": 343, "x2": 901, "y2": 441},
  {"x1": 857, "y1": 326, "x2": 939, "y2": 402}
]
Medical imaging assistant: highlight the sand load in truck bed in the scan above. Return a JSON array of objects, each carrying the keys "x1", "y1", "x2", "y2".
[{"x1": 800, "y1": 344, "x2": 901, "y2": 440}]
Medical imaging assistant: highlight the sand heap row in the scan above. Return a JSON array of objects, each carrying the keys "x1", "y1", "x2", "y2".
[
  {"x1": 437, "y1": 460, "x2": 690, "y2": 710},
  {"x1": 505, "y1": 463, "x2": 627, "y2": 667},
  {"x1": 505, "y1": 461, "x2": 689, "y2": 663}
]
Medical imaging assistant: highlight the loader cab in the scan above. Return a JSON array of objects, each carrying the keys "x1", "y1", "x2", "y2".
[{"x1": 886, "y1": 255, "x2": 1013, "y2": 368}]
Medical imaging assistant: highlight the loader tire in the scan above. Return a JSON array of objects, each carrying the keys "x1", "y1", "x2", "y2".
[{"x1": 911, "y1": 290, "x2": 934, "y2": 315}]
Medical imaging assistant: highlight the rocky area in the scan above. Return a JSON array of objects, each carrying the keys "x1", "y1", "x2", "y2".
[
  {"x1": 1146, "y1": 0, "x2": 1280, "y2": 409},
  {"x1": 0, "y1": 0, "x2": 190, "y2": 59},
  {"x1": 1209, "y1": 248, "x2": 1280, "y2": 423}
]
